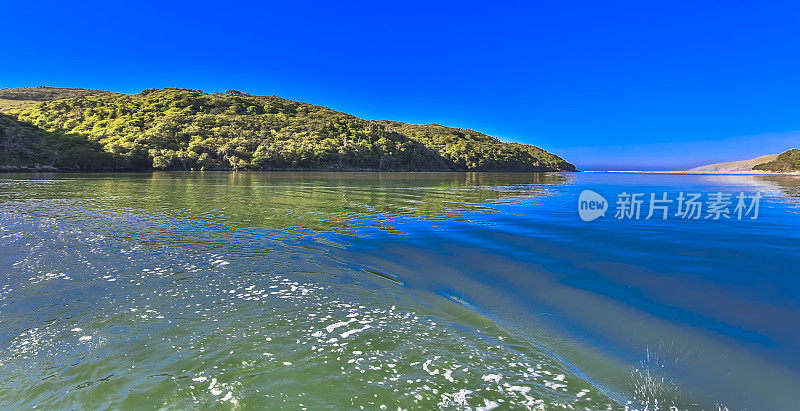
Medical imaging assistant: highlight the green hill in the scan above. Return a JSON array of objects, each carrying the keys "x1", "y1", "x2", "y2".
[
  {"x1": 3, "y1": 87, "x2": 576, "y2": 172},
  {"x1": 0, "y1": 86, "x2": 118, "y2": 112},
  {"x1": 0, "y1": 112, "x2": 118, "y2": 171},
  {"x1": 752, "y1": 149, "x2": 800, "y2": 172}
]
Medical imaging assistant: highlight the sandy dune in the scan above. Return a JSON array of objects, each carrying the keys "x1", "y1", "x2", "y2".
[{"x1": 687, "y1": 154, "x2": 778, "y2": 172}]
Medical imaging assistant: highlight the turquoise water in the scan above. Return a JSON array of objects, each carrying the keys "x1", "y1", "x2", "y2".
[{"x1": 1, "y1": 172, "x2": 799, "y2": 409}]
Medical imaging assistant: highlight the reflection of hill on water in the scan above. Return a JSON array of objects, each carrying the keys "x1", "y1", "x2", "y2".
[
  {"x1": 756, "y1": 176, "x2": 800, "y2": 201},
  {"x1": 0, "y1": 172, "x2": 573, "y2": 234},
  {"x1": 696, "y1": 175, "x2": 800, "y2": 200}
]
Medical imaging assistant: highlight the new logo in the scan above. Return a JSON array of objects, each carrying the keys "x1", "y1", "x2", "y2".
[{"x1": 578, "y1": 190, "x2": 608, "y2": 221}]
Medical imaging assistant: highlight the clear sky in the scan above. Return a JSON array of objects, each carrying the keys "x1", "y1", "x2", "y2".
[{"x1": 1, "y1": 0, "x2": 799, "y2": 170}]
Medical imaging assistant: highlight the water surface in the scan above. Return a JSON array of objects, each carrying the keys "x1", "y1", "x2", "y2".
[{"x1": 1, "y1": 171, "x2": 799, "y2": 409}]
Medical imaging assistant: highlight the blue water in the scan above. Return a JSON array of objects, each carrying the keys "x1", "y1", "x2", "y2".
[{"x1": 1, "y1": 171, "x2": 799, "y2": 409}]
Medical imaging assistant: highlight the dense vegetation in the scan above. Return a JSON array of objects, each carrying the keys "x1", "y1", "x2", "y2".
[
  {"x1": 0, "y1": 87, "x2": 118, "y2": 112},
  {"x1": 3, "y1": 87, "x2": 576, "y2": 172},
  {"x1": 753, "y1": 149, "x2": 800, "y2": 172},
  {"x1": 0, "y1": 113, "x2": 117, "y2": 171}
]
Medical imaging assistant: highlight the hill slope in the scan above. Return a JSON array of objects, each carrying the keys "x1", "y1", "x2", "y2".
[
  {"x1": 0, "y1": 87, "x2": 118, "y2": 112},
  {"x1": 687, "y1": 154, "x2": 778, "y2": 172},
  {"x1": 753, "y1": 149, "x2": 800, "y2": 172},
  {"x1": 6, "y1": 88, "x2": 576, "y2": 172},
  {"x1": 0, "y1": 112, "x2": 118, "y2": 171}
]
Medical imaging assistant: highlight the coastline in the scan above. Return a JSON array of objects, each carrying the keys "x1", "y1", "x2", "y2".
[
  {"x1": 0, "y1": 168, "x2": 577, "y2": 174},
  {"x1": 586, "y1": 170, "x2": 800, "y2": 176}
]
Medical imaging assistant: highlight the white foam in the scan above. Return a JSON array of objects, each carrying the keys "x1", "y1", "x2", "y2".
[
  {"x1": 481, "y1": 373, "x2": 502, "y2": 383},
  {"x1": 325, "y1": 319, "x2": 355, "y2": 333},
  {"x1": 444, "y1": 369, "x2": 454, "y2": 382},
  {"x1": 478, "y1": 399, "x2": 500, "y2": 411},
  {"x1": 341, "y1": 325, "x2": 371, "y2": 338},
  {"x1": 208, "y1": 378, "x2": 222, "y2": 395}
]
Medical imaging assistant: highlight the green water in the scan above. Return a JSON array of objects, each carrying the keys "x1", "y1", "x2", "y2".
[
  {"x1": 3, "y1": 171, "x2": 800, "y2": 409},
  {"x1": 0, "y1": 172, "x2": 614, "y2": 409}
]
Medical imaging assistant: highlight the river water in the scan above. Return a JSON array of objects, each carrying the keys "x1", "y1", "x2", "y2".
[{"x1": 1, "y1": 171, "x2": 799, "y2": 409}]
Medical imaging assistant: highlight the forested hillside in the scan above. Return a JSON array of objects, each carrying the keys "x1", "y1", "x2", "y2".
[
  {"x1": 4, "y1": 88, "x2": 576, "y2": 172},
  {"x1": 0, "y1": 87, "x2": 118, "y2": 111},
  {"x1": 752, "y1": 149, "x2": 800, "y2": 172},
  {"x1": 0, "y1": 112, "x2": 116, "y2": 171}
]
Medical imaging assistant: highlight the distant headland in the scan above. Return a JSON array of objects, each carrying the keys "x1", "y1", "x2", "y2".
[{"x1": 589, "y1": 152, "x2": 800, "y2": 175}]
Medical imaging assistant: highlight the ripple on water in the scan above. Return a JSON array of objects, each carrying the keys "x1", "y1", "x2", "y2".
[{"x1": 0, "y1": 200, "x2": 616, "y2": 409}]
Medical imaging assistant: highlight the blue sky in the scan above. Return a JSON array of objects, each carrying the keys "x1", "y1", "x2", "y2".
[{"x1": 1, "y1": 0, "x2": 799, "y2": 170}]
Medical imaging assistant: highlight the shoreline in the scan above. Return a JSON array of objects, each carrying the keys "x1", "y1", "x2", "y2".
[
  {"x1": 0, "y1": 168, "x2": 576, "y2": 174},
  {"x1": 586, "y1": 170, "x2": 800, "y2": 176},
  {"x1": 2, "y1": 167, "x2": 798, "y2": 176}
]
